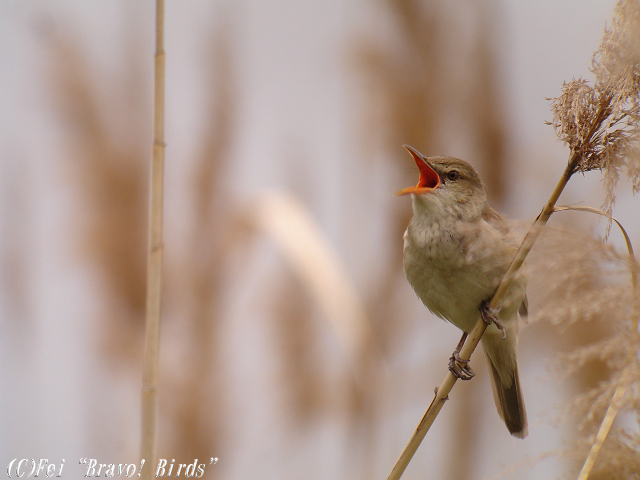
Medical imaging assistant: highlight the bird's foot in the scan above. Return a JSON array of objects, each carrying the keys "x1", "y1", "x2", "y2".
[
  {"x1": 448, "y1": 351, "x2": 475, "y2": 380},
  {"x1": 481, "y1": 300, "x2": 506, "y2": 340}
]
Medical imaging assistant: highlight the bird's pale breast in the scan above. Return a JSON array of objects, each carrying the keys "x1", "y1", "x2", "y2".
[{"x1": 403, "y1": 214, "x2": 524, "y2": 333}]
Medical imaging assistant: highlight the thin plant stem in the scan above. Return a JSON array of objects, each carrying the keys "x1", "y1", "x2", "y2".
[
  {"x1": 387, "y1": 159, "x2": 577, "y2": 480},
  {"x1": 577, "y1": 373, "x2": 630, "y2": 480},
  {"x1": 140, "y1": 1, "x2": 165, "y2": 479}
]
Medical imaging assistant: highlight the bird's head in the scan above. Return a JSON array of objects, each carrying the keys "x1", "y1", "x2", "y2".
[{"x1": 396, "y1": 145, "x2": 487, "y2": 220}]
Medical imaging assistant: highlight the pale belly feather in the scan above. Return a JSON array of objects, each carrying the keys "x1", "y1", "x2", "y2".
[{"x1": 403, "y1": 218, "x2": 524, "y2": 334}]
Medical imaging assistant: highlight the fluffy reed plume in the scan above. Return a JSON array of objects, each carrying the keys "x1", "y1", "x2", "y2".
[
  {"x1": 548, "y1": 0, "x2": 640, "y2": 219},
  {"x1": 462, "y1": 3, "x2": 510, "y2": 204},
  {"x1": 165, "y1": 27, "x2": 238, "y2": 463},
  {"x1": 0, "y1": 161, "x2": 31, "y2": 329},
  {"x1": 529, "y1": 224, "x2": 640, "y2": 478},
  {"x1": 246, "y1": 191, "x2": 375, "y2": 376},
  {"x1": 270, "y1": 272, "x2": 325, "y2": 426},
  {"x1": 49, "y1": 32, "x2": 148, "y2": 360},
  {"x1": 243, "y1": 190, "x2": 381, "y2": 476}
]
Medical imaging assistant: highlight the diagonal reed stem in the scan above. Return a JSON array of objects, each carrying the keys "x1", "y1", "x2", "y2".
[
  {"x1": 387, "y1": 157, "x2": 577, "y2": 480},
  {"x1": 140, "y1": 1, "x2": 165, "y2": 479}
]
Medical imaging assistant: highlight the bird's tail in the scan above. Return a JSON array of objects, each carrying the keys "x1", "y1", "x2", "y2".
[{"x1": 482, "y1": 333, "x2": 528, "y2": 438}]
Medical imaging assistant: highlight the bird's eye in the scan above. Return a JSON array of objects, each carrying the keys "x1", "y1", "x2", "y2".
[{"x1": 446, "y1": 171, "x2": 459, "y2": 181}]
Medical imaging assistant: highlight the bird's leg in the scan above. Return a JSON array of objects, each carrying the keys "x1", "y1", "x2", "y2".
[
  {"x1": 448, "y1": 332, "x2": 475, "y2": 380},
  {"x1": 480, "y1": 300, "x2": 506, "y2": 340}
]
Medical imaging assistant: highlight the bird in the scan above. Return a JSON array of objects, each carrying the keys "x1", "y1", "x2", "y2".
[{"x1": 396, "y1": 144, "x2": 528, "y2": 438}]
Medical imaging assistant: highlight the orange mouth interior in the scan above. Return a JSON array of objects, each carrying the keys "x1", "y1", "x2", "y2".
[{"x1": 395, "y1": 145, "x2": 440, "y2": 196}]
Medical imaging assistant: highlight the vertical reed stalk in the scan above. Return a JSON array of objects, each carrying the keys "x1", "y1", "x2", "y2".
[{"x1": 140, "y1": 1, "x2": 165, "y2": 479}]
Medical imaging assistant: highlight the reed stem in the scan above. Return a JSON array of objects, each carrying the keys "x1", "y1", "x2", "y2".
[{"x1": 140, "y1": 1, "x2": 165, "y2": 479}]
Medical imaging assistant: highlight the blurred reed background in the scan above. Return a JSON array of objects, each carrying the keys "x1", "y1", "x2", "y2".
[{"x1": 1, "y1": 0, "x2": 637, "y2": 479}]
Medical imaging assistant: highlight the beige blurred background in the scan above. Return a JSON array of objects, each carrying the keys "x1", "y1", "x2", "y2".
[{"x1": 1, "y1": 1, "x2": 636, "y2": 479}]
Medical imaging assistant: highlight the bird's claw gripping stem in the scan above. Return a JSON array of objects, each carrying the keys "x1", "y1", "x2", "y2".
[
  {"x1": 448, "y1": 351, "x2": 475, "y2": 380},
  {"x1": 448, "y1": 332, "x2": 475, "y2": 380},
  {"x1": 481, "y1": 300, "x2": 506, "y2": 340}
]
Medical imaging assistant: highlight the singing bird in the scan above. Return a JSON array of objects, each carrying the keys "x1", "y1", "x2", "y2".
[{"x1": 397, "y1": 145, "x2": 528, "y2": 438}]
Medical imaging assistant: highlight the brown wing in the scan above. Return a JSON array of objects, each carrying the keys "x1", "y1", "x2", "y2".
[{"x1": 483, "y1": 204, "x2": 528, "y2": 320}]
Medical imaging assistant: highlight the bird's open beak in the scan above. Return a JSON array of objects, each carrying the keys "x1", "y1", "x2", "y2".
[{"x1": 395, "y1": 144, "x2": 441, "y2": 196}]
